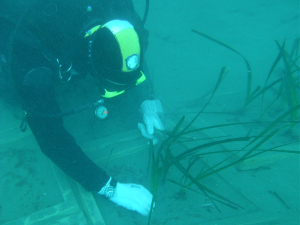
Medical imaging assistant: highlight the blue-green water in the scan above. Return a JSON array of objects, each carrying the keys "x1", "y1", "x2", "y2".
[{"x1": 0, "y1": 0, "x2": 299, "y2": 224}]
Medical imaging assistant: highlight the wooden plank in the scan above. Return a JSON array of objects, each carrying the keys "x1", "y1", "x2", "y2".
[
  {"x1": 1, "y1": 157, "x2": 87, "y2": 225},
  {"x1": 67, "y1": 177, "x2": 106, "y2": 225},
  {"x1": 82, "y1": 129, "x2": 148, "y2": 165},
  {"x1": 0, "y1": 102, "x2": 105, "y2": 225}
]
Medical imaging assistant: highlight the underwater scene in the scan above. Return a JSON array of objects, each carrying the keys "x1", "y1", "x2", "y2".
[{"x1": 0, "y1": 0, "x2": 299, "y2": 224}]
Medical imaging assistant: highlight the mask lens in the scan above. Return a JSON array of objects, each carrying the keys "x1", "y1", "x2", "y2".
[{"x1": 126, "y1": 54, "x2": 139, "y2": 70}]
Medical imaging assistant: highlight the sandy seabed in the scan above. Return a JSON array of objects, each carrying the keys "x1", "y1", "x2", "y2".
[{"x1": 0, "y1": 0, "x2": 299, "y2": 224}]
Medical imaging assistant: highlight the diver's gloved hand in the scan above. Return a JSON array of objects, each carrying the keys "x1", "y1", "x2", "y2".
[
  {"x1": 139, "y1": 100, "x2": 164, "y2": 144},
  {"x1": 109, "y1": 182, "x2": 153, "y2": 216},
  {"x1": 138, "y1": 123, "x2": 159, "y2": 144}
]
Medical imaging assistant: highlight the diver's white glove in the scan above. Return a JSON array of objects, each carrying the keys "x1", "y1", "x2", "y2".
[
  {"x1": 139, "y1": 100, "x2": 164, "y2": 143},
  {"x1": 108, "y1": 182, "x2": 153, "y2": 216}
]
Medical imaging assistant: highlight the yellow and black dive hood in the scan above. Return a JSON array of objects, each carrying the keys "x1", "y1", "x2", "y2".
[{"x1": 85, "y1": 20, "x2": 146, "y2": 98}]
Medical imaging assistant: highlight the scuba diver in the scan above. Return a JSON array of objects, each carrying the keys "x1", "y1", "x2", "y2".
[{"x1": 0, "y1": 0, "x2": 164, "y2": 216}]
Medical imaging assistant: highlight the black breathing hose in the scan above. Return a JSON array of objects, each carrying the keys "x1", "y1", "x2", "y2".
[{"x1": 142, "y1": 0, "x2": 149, "y2": 27}]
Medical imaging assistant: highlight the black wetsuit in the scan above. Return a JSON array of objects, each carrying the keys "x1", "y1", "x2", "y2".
[{"x1": 0, "y1": 0, "x2": 150, "y2": 192}]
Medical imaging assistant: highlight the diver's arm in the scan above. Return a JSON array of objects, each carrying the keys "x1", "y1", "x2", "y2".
[
  {"x1": 21, "y1": 67, "x2": 114, "y2": 192},
  {"x1": 21, "y1": 67, "x2": 153, "y2": 216}
]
